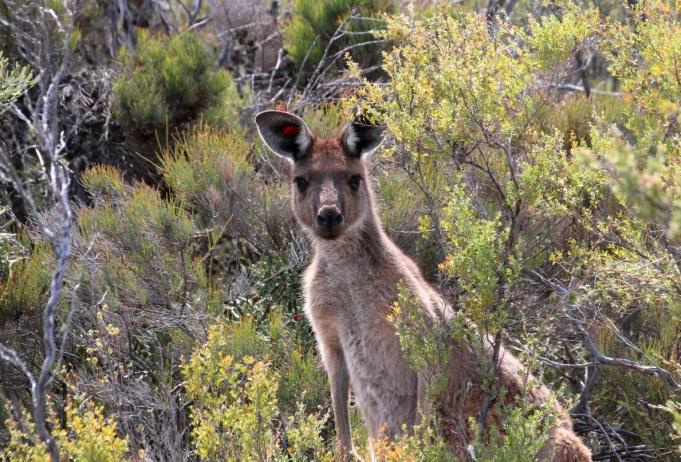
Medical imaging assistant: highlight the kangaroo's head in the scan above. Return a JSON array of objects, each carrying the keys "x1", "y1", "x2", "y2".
[{"x1": 255, "y1": 110, "x2": 384, "y2": 241}]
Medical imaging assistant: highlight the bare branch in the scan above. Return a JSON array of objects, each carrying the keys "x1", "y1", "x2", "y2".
[
  {"x1": 0, "y1": 2, "x2": 80, "y2": 460},
  {"x1": 525, "y1": 269, "x2": 681, "y2": 393},
  {"x1": 0, "y1": 344, "x2": 37, "y2": 387}
]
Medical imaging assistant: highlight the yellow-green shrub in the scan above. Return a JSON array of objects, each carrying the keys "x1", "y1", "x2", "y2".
[
  {"x1": 2, "y1": 397, "x2": 129, "y2": 462},
  {"x1": 161, "y1": 126, "x2": 292, "y2": 254},
  {"x1": 352, "y1": 2, "x2": 680, "y2": 458},
  {"x1": 183, "y1": 320, "x2": 333, "y2": 461},
  {"x1": 371, "y1": 421, "x2": 455, "y2": 462},
  {"x1": 69, "y1": 165, "x2": 212, "y2": 457},
  {"x1": 0, "y1": 241, "x2": 50, "y2": 317},
  {"x1": 0, "y1": 50, "x2": 36, "y2": 109}
]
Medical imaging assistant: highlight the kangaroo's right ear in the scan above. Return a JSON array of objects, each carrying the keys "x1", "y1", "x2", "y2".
[{"x1": 255, "y1": 110, "x2": 312, "y2": 162}]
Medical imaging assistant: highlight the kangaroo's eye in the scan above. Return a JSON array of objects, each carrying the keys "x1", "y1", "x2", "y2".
[
  {"x1": 294, "y1": 177, "x2": 309, "y2": 192},
  {"x1": 349, "y1": 175, "x2": 362, "y2": 191}
]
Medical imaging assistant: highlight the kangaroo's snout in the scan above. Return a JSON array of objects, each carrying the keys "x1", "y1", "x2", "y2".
[
  {"x1": 315, "y1": 205, "x2": 344, "y2": 239},
  {"x1": 316, "y1": 206, "x2": 343, "y2": 228}
]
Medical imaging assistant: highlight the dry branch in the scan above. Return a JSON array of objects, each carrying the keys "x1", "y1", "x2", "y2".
[{"x1": 0, "y1": 2, "x2": 80, "y2": 460}]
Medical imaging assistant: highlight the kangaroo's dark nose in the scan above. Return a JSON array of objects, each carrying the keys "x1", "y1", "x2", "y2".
[{"x1": 316, "y1": 207, "x2": 343, "y2": 229}]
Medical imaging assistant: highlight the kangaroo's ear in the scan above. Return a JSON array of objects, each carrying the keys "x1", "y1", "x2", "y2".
[
  {"x1": 342, "y1": 119, "x2": 385, "y2": 158},
  {"x1": 255, "y1": 110, "x2": 312, "y2": 162}
]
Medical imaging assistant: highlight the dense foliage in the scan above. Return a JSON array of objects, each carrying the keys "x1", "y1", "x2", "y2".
[
  {"x1": 352, "y1": 2, "x2": 680, "y2": 456},
  {"x1": 114, "y1": 31, "x2": 239, "y2": 136},
  {"x1": 283, "y1": 0, "x2": 394, "y2": 74},
  {"x1": 0, "y1": 0, "x2": 679, "y2": 461}
]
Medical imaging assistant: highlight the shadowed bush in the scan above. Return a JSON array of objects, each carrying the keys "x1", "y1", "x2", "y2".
[
  {"x1": 283, "y1": 0, "x2": 395, "y2": 76},
  {"x1": 161, "y1": 126, "x2": 293, "y2": 258},
  {"x1": 113, "y1": 31, "x2": 242, "y2": 137}
]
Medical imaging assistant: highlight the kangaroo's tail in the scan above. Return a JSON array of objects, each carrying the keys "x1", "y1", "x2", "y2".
[{"x1": 538, "y1": 427, "x2": 592, "y2": 462}]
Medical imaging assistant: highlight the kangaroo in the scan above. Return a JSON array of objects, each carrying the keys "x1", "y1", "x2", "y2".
[{"x1": 254, "y1": 110, "x2": 592, "y2": 462}]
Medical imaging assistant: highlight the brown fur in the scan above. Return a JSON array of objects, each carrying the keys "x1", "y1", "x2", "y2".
[{"x1": 257, "y1": 115, "x2": 592, "y2": 462}]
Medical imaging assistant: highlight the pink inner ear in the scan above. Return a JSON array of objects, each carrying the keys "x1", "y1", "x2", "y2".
[{"x1": 282, "y1": 125, "x2": 300, "y2": 137}]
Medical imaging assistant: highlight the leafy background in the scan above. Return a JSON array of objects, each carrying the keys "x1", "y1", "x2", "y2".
[{"x1": 0, "y1": 0, "x2": 679, "y2": 460}]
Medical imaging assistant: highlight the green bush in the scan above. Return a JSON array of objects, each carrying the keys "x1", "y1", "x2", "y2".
[
  {"x1": 161, "y1": 126, "x2": 292, "y2": 256},
  {"x1": 668, "y1": 400, "x2": 681, "y2": 453},
  {"x1": 113, "y1": 31, "x2": 240, "y2": 136},
  {"x1": 183, "y1": 316, "x2": 333, "y2": 461},
  {"x1": 0, "y1": 50, "x2": 36, "y2": 111},
  {"x1": 0, "y1": 239, "x2": 50, "y2": 318},
  {"x1": 470, "y1": 399, "x2": 558, "y2": 462},
  {"x1": 186, "y1": 308, "x2": 329, "y2": 417},
  {"x1": 77, "y1": 163, "x2": 211, "y2": 340},
  {"x1": 66, "y1": 165, "x2": 212, "y2": 458},
  {"x1": 371, "y1": 421, "x2": 455, "y2": 462},
  {"x1": 283, "y1": 0, "x2": 395, "y2": 75}
]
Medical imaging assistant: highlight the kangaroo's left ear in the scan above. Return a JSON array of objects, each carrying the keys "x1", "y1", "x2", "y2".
[
  {"x1": 255, "y1": 110, "x2": 312, "y2": 162},
  {"x1": 342, "y1": 119, "x2": 385, "y2": 158}
]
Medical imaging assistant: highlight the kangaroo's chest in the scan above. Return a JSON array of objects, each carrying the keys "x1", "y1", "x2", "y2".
[
  {"x1": 305, "y1": 261, "x2": 397, "y2": 342},
  {"x1": 304, "y1": 263, "x2": 418, "y2": 436}
]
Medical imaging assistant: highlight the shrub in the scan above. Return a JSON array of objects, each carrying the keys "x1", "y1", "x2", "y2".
[
  {"x1": 0, "y1": 238, "x2": 49, "y2": 318},
  {"x1": 68, "y1": 165, "x2": 211, "y2": 458},
  {"x1": 283, "y1": 0, "x2": 395, "y2": 75},
  {"x1": 184, "y1": 309, "x2": 329, "y2": 417},
  {"x1": 78, "y1": 164, "x2": 207, "y2": 327},
  {"x1": 2, "y1": 396, "x2": 129, "y2": 462},
  {"x1": 299, "y1": 103, "x2": 347, "y2": 137},
  {"x1": 376, "y1": 163, "x2": 446, "y2": 278},
  {"x1": 113, "y1": 31, "x2": 240, "y2": 136},
  {"x1": 353, "y1": 2, "x2": 680, "y2": 458},
  {"x1": 470, "y1": 399, "x2": 557, "y2": 462},
  {"x1": 668, "y1": 401, "x2": 681, "y2": 453},
  {"x1": 0, "y1": 50, "x2": 36, "y2": 110},
  {"x1": 183, "y1": 319, "x2": 333, "y2": 461},
  {"x1": 161, "y1": 125, "x2": 292, "y2": 257},
  {"x1": 371, "y1": 421, "x2": 455, "y2": 462}
]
